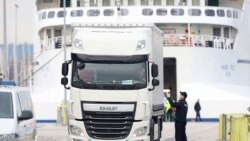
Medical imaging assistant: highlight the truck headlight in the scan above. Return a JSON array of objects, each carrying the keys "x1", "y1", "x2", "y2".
[
  {"x1": 136, "y1": 40, "x2": 146, "y2": 50},
  {"x1": 74, "y1": 39, "x2": 83, "y2": 49},
  {"x1": 70, "y1": 125, "x2": 84, "y2": 137},
  {"x1": 132, "y1": 126, "x2": 147, "y2": 137}
]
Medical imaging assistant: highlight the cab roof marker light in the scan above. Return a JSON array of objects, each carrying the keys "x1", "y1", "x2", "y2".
[
  {"x1": 136, "y1": 40, "x2": 146, "y2": 51},
  {"x1": 74, "y1": 39, "x2": 84, "y2": 49}
]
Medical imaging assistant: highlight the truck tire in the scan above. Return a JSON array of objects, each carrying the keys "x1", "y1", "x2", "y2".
[{"x1": 150, "y1": 117, "x2": 161, "y2": 141}]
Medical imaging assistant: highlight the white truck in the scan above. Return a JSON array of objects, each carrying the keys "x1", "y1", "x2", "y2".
[{"x1": 61, "y1": 23, "x2": 164, "y2": 141}]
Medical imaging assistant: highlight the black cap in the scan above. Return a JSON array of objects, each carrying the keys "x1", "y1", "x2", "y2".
[{"x1": 180, "y1": 91, "x2": 187, "y2": 99}]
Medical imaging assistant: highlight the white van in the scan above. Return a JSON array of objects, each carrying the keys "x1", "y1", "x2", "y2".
[{"x1": 0, "y1": 85, "x2": 36, "y2": 141}]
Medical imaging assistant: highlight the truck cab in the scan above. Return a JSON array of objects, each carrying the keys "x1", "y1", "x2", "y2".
[
  {"x1": 62, "y1": 23, "x2": 164, "y2": 141},
  {"x1": 0, "y1": 82, "x2": 36, "y2": 141}
]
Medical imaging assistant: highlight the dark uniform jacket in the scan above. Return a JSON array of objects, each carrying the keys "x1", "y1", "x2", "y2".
[
  {"x1": 167, "y1": 98, "x2": 188, "y2": 122},
  {"x1": 194, "y1": 102, "x2": 201, "y2": 112}
]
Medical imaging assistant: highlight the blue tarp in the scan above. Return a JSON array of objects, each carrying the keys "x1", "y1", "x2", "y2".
[{"x1": 0, "y1": 81, "x2": 16, "y2": 86}]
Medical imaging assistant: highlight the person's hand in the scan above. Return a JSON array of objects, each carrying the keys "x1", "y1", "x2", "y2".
[{"x1": 167, "y1": 92, "x2": 171, "y2": 98}]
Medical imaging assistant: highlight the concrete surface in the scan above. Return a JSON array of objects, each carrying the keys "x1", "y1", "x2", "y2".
[{"x1": 37, "y1": 122, "x2": 218, "y2": 141}]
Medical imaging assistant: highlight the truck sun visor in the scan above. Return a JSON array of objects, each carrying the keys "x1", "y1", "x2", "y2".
[{"x1": 72, "y1": 54, "x2": 148, "y2": 63}]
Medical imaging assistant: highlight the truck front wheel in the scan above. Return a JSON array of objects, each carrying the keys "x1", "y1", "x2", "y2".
[{"x1": 149, "y1": 117, "x2": 162, "y2": 141}]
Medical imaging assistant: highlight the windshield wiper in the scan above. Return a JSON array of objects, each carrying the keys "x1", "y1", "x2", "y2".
[
  {"x1": 121, "y1": 83, "x2": 146, "y2": 90},
  {"x1": 82, "y1": 82, "x2": 97, "y2": 89},
  {"x1": 72, "y1": 81, "x2": 97, "y2": 89},
  {"x1": 96, "y1": 84, "x2": 121, "y2": 90}
]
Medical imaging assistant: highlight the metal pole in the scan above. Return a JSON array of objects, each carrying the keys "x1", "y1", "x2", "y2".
[
  {"x1": 3, "y1": 0, "x2": 8, "y2": 80},
  {"x1": 188, "y1": 23, "x2": 191, "y2": 47},
  {"x1": 63, "y1": 0, "x2": 67, "y2": 105},
  {"x1": 14, "y1": 4, "x2": 19, "y2": 83},
  {"x1": 22, "y1": 44, "x2": 26, "y2": 86}
]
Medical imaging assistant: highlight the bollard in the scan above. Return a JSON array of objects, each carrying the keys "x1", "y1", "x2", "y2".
[
  {"x1": 61, "y1": 104, "x2": 68, "y2": 126},
  {"x1": 218, "y1": 114, "x2": 250, "y2": 141},
  {"x1": 57, "y1": 105, "x2": 62, "y2": 125},
  {"x1": 222, "y1": 114, "x2": 227, "y2": 141}
]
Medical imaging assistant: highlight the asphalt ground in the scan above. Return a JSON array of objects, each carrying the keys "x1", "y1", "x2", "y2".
[{"x1": 37, "y1": 122, "x2": 218, "y2": 141}]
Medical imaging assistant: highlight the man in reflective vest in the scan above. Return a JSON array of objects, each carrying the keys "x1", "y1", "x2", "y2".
[{"x1": 163, "y1": 95, "x2": 171, "y2": 122}]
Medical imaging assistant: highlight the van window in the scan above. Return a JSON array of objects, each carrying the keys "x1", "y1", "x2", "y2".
[
  {"x1": 15, "y1": 94, "x2": 22, "y2": 117},
  {"x1": 0, "y1": 92, "x2": 13, "y2": 118},
  {"x1": 18, "y1": 92, "x2": 33, "y2": 112}
]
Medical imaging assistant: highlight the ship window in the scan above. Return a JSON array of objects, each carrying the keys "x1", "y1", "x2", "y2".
[
  {"x1": 154, "y1": 0, "x2": 161, "y2": 5},
  {"x1": 60, "y1": 0, "x2": 71, "y2": 7},
  {"x1": 48, "y1": 11, "x2": 55, "y2": 18},
  {"x1": 115, "y1": 0, "x2": 123, "y2": 6},
  {"x1": 142, "y1": 8, "x2": 153, "y2": 16},
  {"x1": 171, "y1": 8, "x2": 184, "y2": 16},
  {"x1": 205, "y1": 9, "x2": 215, "y2": 16},
  {"x1": 57, "y1": 11, "x2": 67, "y2": 18},
  {"x1": 71, "y1": 10, "x2": 83, "y2": 17},
  {"x1": 90, "y1": 0, "x2": 97, "y2": 6},
  {"x1": 156, "y1": 9, "x2": 167, "y2": 16},
  {"x1": 217, "y1": 9, "x2": 225, "y2": 17},
  {"x1": 42, "y1": 12, "x2": 47, "y2": 19},
  {"x1": 43, "y1": 0, "x2": 53, "y2": 2},
  {"x1": 120, "y1": 9, "x2": 129, "y2": 16},
  {"x1": 233, "y1": 11, "x2": 238, "y2": 19},
  {"x1": 188, "y1": 9, "x2": 201, "y2": 16},
  {"x1": 87, "y1": 9, "x2": 100, "y2": 16},
  {"x1": 104, "y1": 9, "x2": 114, "y2": 16},
  {"x1": 141, "y1": 0, "x2": 149, "y2": 5},
  {"x1": 227, "y1": 10, "x2": 232, "y2": 18},
  {"x1": 102, "y1": 0, "x2": 110, "y2": 6},
  {"x1": 128, "y1": 0, "x2": 134, "y2": 5}
]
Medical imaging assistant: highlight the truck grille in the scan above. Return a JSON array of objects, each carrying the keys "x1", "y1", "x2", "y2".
[{"x1": 84, "y1": 111, "x2": 134, "y2": 140}]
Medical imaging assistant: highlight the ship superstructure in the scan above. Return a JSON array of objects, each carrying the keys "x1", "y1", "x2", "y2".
[{"x1": 33, "y1": 0, "x2": 250, "y2": 121}]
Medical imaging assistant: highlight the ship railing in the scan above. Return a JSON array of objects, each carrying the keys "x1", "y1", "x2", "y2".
[
  {"x1": 41, "y1": 35, "x2": 234, "y2": 51},
  {"x1": 41, "y1": 36, "x2": 71, "y2": 50},
  {"x1": 163, "y1": 34, "x2": 234, "y2": 50}
]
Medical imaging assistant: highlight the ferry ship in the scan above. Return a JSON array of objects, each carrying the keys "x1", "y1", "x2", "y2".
[{"x1": 33, "y1": 0, "x2": 250, "y2": 121}]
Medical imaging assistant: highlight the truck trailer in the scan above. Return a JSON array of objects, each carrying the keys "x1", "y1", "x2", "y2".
[{"x1": 61, "y1": 23, "x2": 164, "y2": 141}]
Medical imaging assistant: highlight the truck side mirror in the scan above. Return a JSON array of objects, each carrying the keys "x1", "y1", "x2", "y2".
[
  {"x1": 151, "y1": 64, "x2": 158, "y2": 77},
  {"x1": 78, "y1": 62, "x2": 85, "y2": 70},
  {"x1": 18, "y1": 110, "x2": 33, "y2": 121},
  {"x1": 61, "y1": 77, "x2": 68, "y2": 85},
  {"x1": 62, "y1": 62, "x2": 69, "y2": 76},
  {"x1": 149, "y1": 79, "x2": 160, "y2": 91},
  {"x1": 152, "y1": 79, "x2": 160, "y2": 86}
]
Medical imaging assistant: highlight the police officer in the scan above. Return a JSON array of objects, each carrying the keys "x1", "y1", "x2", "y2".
[{"x1": 167, "y1": 91, "x2": 188, "y2": 141}]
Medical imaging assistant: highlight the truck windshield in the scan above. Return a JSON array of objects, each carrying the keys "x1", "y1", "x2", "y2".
[
  {"x1": 0, "y1": 92, "x2": 13, "y2": 118},
  {"x1": 72, "y1": 61, "x2": 147, "y2": 90}
]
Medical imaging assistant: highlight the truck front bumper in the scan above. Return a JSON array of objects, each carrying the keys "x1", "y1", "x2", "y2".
[{"x1": 68, "y1": 119, "x2": 150, "y2": 141}]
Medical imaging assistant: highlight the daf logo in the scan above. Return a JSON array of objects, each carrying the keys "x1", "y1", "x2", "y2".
[{"x1": 99, "y1": 106, "x2": 118, "y2": 111}]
